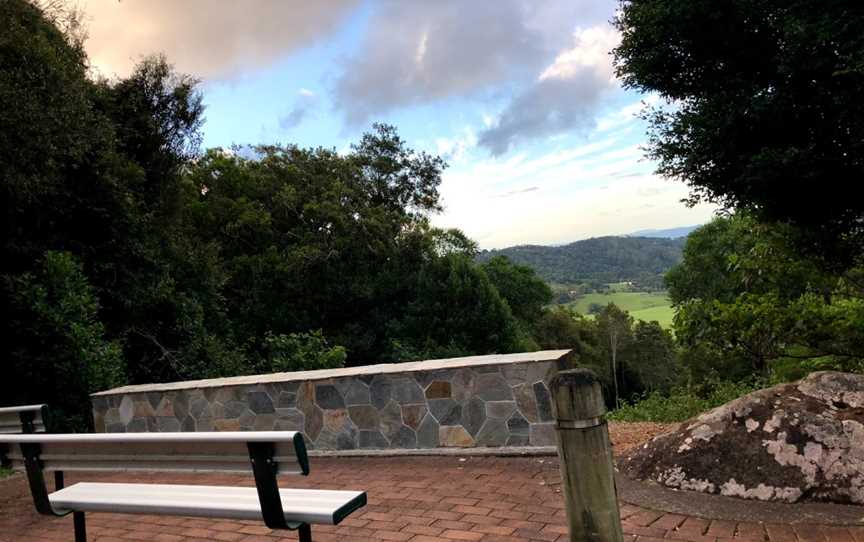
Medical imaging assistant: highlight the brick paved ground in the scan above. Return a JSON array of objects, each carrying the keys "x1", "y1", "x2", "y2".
[{"x1": 0, "y1": 455, "x2": 860, "y2": 542}]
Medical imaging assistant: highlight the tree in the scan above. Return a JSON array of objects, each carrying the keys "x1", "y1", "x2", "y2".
[
  {"x1": 666, "y1": 214, "x2": 833, "y2": 306},
  {"x1": 668, "y1": 214, "x2": 864, "y2": 380},
  {"x1": 388, "y1": 254, "x2": 529, "y2": 360},
  {"x1": 626, "y1": 320, "x2": 677, "y2": 392},
  {"x1": 614, "y1": 1, "x2": 864, "y2": 266},
  {"x1": 3, "y1": 252, "x2": 124, "y2": 430},
  {"x1": 596, "y1": 303, "x2": 634, "y2": 406},
  {"x1": 481, "y1": 256, "x2": 553, "y2": 330}
]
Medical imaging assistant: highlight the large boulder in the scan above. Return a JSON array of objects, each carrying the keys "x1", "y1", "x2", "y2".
[{"x1": 620, "y1": 371, "x2": 864, "y2": 504}]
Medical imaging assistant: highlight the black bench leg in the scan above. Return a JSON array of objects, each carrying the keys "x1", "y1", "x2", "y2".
[
  {"x1": 298, "y1": 523, "x2": 311, "y2": 542},
  {"x1": 73, "y1": 511, "x2": 86, "y2": 542},
  {"x1": 54, "y1": 471, "x2": 64, "y2": 490}
]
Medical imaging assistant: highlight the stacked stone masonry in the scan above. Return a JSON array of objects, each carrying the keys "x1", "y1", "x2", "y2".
[{"x1": 92, "y1": 350, "x2": 574, "y2": 450}]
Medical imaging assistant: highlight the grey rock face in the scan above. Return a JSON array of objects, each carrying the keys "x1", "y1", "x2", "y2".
[
  {"x1": 622, "y1": 371, "x2": 864, "y2": 505},
  {"x1": 428, "y1": 399, "x2": 462, "y2": 426}
]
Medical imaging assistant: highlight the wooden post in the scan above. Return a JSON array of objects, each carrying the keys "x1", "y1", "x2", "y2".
[{"x1": 551, "y1": 369, "x2": 623, "y2": 542}]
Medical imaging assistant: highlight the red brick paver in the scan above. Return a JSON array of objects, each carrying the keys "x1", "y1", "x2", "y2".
[{"x1": 0, "y1": 456, "x2": 857, "y2": 542}]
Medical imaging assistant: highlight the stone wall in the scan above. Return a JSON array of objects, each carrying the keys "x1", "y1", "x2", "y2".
[{"x1": 92, "y1": 350, "x2": 574, "y2": 450}]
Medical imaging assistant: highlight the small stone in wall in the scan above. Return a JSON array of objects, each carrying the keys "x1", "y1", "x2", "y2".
[{"x1": 440, "y1": 425, "x2": 474, "y2": 447}]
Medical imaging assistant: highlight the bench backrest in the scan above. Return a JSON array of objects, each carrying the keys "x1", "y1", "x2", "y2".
[
  {"x1": 0, "y1": 431, "x2": 310, "y2": 528},
  {"x1": 0, "y1": 431, "x2": 309, "y2": 476},
  {"x1": 0, "y1": 404, "x2": 48, "y2": 434}
]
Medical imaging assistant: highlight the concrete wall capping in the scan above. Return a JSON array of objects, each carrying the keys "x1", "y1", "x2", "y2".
[{"x1": 92, "y1": 349, "x2": 574, "y2": 451}]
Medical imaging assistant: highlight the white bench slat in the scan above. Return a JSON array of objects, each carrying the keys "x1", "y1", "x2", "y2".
[
  {"x1": 0, "y1": 404, "x2": 46, "y2": 415},
  {"x1": 49, "y1": 482, "x2": 366, "y2": 525},
  {"x1": 0, "y1": 432, "x2": 308, "y2": 476}
]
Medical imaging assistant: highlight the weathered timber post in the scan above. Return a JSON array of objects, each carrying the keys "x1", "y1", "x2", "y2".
[{"x1": 551, "y1": 368, "x2": 623, "y2": 542}]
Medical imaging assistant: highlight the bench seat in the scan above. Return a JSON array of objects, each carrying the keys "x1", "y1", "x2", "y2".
[{"x1": 50, "y1": 482, "x2": 366, "y2": 526}]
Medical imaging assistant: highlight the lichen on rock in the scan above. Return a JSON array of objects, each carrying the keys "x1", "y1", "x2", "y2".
[{"x1": 620, "y1": 371, "x2": 864, "y2": 504}]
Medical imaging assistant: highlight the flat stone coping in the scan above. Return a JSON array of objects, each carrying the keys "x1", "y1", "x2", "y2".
[{"x1": 93, "y1": 349, "x2": 573, "y2": 396}]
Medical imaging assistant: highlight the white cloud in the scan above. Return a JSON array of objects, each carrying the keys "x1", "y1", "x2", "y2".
[
  {"x1": 279, "y1": 89, "x2": 319, "y2": 130},
  {"x1": 78, "y1": 0, "x2": 359, "y2": 79},
  {"x1": 333, "y1": 1, "x2": 618, "y2": 125},
  {"x1": 478, "y1": 25, "x2": 622, "y2": 155}
]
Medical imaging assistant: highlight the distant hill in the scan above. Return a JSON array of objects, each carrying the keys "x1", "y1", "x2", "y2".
[
  {"x1": 477, "y1": 236, "x2": 685, "y2": 285},
  {"x1": 628, "y1": 225, "x2": 701, "y2": 238}
]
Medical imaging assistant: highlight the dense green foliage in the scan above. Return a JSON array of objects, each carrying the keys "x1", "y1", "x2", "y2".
[
  {"x1": 533, "y1": 305, "x2": 679, "y2": 407},
  {"x1": 478, "y1": 236, "x2": 684, "y2": 287},
  {"x1": 0, "y1": 1, "x2": 554, "y2": 428},
  {"x1": 608, "y1": 378, "x2": 764, "y2": 423},
  {"x1": 668, "y1": 215, "x2": 864, "y2": 379},
  {"x1": 614, "y1": 0, "x2": 864, "y2": 267}
]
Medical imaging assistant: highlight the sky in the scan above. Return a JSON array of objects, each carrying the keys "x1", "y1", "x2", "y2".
[{"x1": 76, "y1": 0, "x2": 717, "y2": 249}]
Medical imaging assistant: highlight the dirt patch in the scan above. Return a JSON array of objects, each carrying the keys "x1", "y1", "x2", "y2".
[{"x1": 608, "y1": 421, "x2": 673, "y2": 454}]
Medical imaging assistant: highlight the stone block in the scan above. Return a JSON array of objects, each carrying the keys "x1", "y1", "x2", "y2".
[
  {"x1": 391, "y1": 377, "x2": 425, "y2": 404},
  {"x1": 379, "y1": 400, "x2": 404, "y2": 440},
  {"x1": 157, "y1": 417, "x2": 181, "y2": 432},
  {"x1": 155, "y1": 397, "x2": 174, "y2": 417},
  {"x1": 476, "y1": 373, "x2": 513, "y2": 401},
  {"x1": 323, "y1": 409, "x2": 351, "y2": 432},
  {"x1": 513, "y1": 383, "x2": 539, "y2": 422},
  {"x1": 180, "y1": 416, "x2": 196, "y2": 432},
  {"x1": 425, "y1": 381, "x2": 452, "y2": 399},
  {"x1": 390, "y1": 425, "x2": 417, "y2": 448},
  {"x1": 530, "y1": 422, "x2": 557, "y2": 446},
  {"x1": 533, "y1": 382, "x2": 553, "y2": 421},
  {"x1": 463, "y1": 397, "x2": 485, "y2": 437},
  {"x1": 224, "y1": 400, "x2": 247, "y2": 419},
  {"x1": 439, "y1": 425, "x2": 474, "y2": 447},
  {"x1": 274, "y1": 407, "x2": 304, "y2": 431},
  {"x1": 402, "y1": 404, "x2": 427, "y2": 429},
  {"x1": 475, "y1": 418, "x2": 508, "y2": 447},
  {"x1": 315, "y1": 384, "x2": 345, "y2": 409},
  {"x1": 450, "y1": 368, "x2": 476, "y2": 402},
  {"x1": 336, "y1": 378, "x2": 371, "y2": 406},
  {"x1": 417, "y1": 414, "x2": 439, "y2": 448},
  {"x1": 359, "y1": 430, "x2": 389, "y2": 449},
  {"x1": 507, "y1": 435, "x2": 529, "y2": 446},
  {"x1": 276, "y1": 391, "x2": 297, "y2": 408},
  {"x1": 429, "y1": 398, "x2": 462, "y2": 426},
  {"x1": 247, "y1": 390, "x2": 275, "y2": 414},
  {"x1": 348, "y1": 405, "x2": 379, "y2": 430},
  {"x1": 370, "y1": 375, "x2": 392, "y2": 409},
  {"x1": 507, "y1": 412, "x2": 530, "y2": 436},
  {"x1": 486, "y1": 401, "x2": 517, "y2": 420},
  {"x1": 119, "y1": 396, "x2": 134, "y2": 425}
]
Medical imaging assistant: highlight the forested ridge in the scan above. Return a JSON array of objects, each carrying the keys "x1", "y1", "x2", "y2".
[{"x1": 478, "y1": 236, "x2": 684, "y2": 285}]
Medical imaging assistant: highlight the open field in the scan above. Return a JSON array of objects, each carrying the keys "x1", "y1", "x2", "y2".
[{"x1": 568, "y1": 291, "x2": 675, "y2": 327}]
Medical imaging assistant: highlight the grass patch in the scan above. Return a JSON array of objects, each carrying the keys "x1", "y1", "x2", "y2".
[
  {"x1": 568, "y1": 291, "x2": 674, "y2": 327},
  {"x1": 629, "y1": 304, "x2": 675, "y2": 328},
  {"x1": 607, "y1": 379, "x2": 765, "y2": 423},
  {"x1": 0, "y1": 466, "x2": 12, "y2": 479}
]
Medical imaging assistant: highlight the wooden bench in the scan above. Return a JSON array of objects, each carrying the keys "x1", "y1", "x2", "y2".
[
  {"x1": 0, "y1": 431, "x2": 366, "y2": 542},
  {"x1": 0, "y1": 403, "x2": 49, "y2": 434}
]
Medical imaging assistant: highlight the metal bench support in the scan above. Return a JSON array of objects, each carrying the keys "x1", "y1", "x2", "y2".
[{"x1": 74, "y1": 512, "x2": 86, "y2": 542}]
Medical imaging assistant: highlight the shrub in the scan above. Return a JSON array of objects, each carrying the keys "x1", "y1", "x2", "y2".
[{"x1": 608, "y1": 378, "x2": 765, "y2": 423}]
